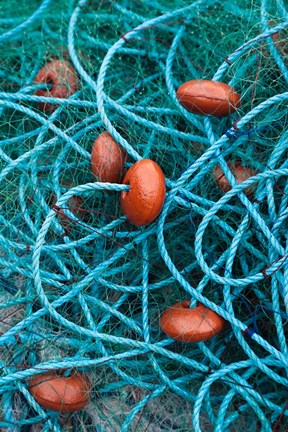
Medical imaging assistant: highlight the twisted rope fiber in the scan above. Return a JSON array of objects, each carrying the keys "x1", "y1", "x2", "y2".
[{"x1": 0, "y1": 0, "x2": 288, "y2": 430}]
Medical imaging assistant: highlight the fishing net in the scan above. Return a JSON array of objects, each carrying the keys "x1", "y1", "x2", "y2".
[{"x1": 0, "y1": 0, "x2": 287, "y2": 430}]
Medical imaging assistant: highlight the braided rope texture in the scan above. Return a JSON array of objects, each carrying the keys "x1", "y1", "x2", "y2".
[{"x1": 0, "y1": 0, "x2": 288, "y2": 430}]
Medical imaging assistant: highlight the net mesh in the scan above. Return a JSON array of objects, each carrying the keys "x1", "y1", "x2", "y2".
[{"x1": 0, "y1": 0, "x2": 288, "y2": 430}]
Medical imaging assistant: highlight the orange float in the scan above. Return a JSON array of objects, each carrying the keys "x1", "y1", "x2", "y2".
[
  {"x1": 34, "y1": 60, "x2": 79, "y2": 113},
  {"x1": 29, "y1": 371, "x2": 92, "y2": 412},
  {"x1": 160, "y1": 300, "x2": 226, "y2": 343},
  {"x1": 176, "y1": 80, "x2": 241, "y2": 117},
  {"x1": 268, "y1": 21, "x2": 288, "y2": 55},
  {"x1": 213, "y1": 161, "x2": 257, "y2": 195},
  {"x1": 91, "y1": 131, "x2": 126, "y2": 183},
  {"x1": 121, "y1": 159, "x2": 166, "y2": 226}
]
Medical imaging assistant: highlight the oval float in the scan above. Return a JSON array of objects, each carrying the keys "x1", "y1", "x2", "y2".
[
  {"x1": 34, "y1": 60, "x2": 79, "y2": 113},
  {"x1": 160, "y1": 300, "x2": 226, "y2": 343},
  {"x1": 176, "y1": 80, "x2": 241, "y2": 117},
  {"x1": 29, "y1": 371, "x2": 92, "y2": 412},
  {"x1": 121, "y1": 159, "x2": 166, "y2": 226},
  {"x1": 213, "y1": 161, "x2": 257, "y2": 195},
  {"x1": 91, "y1": 131, "x2": 126, "y2": 183},
  {"x1": 268, "y1": 20, "x2": 288, "y2": 55}
]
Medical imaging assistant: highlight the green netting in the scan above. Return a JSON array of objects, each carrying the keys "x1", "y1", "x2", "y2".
[{"x1": 0, "y1": 0, "x2": 287, "y2": 430}]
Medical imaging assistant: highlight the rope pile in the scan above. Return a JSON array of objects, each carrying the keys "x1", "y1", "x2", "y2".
[{"x1": 0, "y1": 0, "x2": 287, "y2": 430}]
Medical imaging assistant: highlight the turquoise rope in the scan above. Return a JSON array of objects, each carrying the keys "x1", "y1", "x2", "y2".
[{"x1": 0, "y1": 0, "x2": 288, "y2": 430}]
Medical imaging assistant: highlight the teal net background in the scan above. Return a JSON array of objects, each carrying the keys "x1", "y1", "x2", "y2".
[{"x1": 0, "y1": 0, "x2": 287, "y2": 430}]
